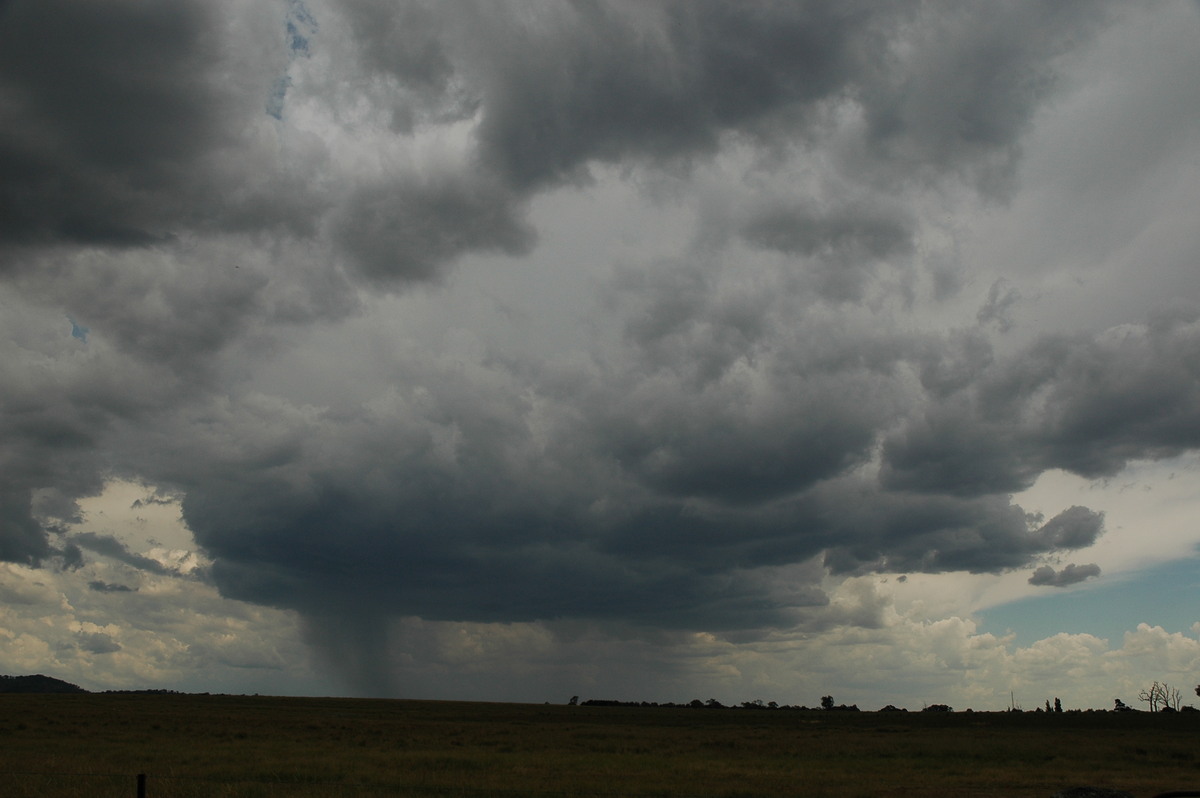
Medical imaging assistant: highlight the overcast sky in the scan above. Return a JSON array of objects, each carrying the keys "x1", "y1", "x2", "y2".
[{"x1": 3, "y1": 0, "x2": 1200, "y2": 710}]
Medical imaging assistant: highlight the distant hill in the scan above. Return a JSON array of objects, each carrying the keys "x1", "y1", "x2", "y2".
[{"x1": 0, "y1": 674, "x2": 89, "y2": 694}]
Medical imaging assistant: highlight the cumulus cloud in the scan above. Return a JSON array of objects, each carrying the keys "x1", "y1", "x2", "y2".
[{"x1": 1, "y1": 0, "x2": 1197, "y2": 698}]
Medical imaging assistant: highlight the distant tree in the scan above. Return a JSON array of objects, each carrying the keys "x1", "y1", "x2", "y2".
[
  {"x1": 1054, "y1": 697, "x2": 1063, "y2": 713},
  {"x1": 568, "y1": 695, "x2": 578, "y2": 706},
  {"x1": 689, "y1": 699, "x2": 704, "y2": 708},
  {"x1": 705, "y1": 698, "x2": 724, "y2": 709},
  {"x1": 1139, "y1": 682, "x2": 1162, "y2": 711},
  {"x1": 1113, "y1": 698, "x2": 1133, "y2": 712},
  {"x1": 1138, "y1": 681, "x2": 1182, "y2": 712},
  {"x1": 1045, "y1": 700, "x2": 1052, "y2": 713},
  {"x1": 820, "y1": 695, "x2": 835, "y2": 710},
  {"x1": 922, "y1": 704, "x2": 952, "y2": 712}
]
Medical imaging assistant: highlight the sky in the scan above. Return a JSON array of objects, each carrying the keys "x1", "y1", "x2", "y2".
[{"x1": 2, "y1": 0, "x2": 1200, "y2": 712}]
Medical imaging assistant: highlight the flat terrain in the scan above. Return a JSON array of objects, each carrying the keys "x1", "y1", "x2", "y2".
[{"x1": 0, "y1": 694, "x2": 1198, "y2": 797}]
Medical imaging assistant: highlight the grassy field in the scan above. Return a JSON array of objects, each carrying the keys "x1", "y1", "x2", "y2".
[{"x1": 0, "y1": 694, "x2": 1198, "y2": 797}]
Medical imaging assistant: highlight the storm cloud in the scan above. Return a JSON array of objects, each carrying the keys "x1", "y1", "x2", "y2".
[{"x1": 2, "y1": 0, "x2": 1197, "y2": 697}]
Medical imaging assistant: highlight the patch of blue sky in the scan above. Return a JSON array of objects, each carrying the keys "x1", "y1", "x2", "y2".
[
  {"x1": 979, "y1": 553, "x2": 1200, "y2": 646},
  {"x1": 266, "y1": 0, "x2": 317, "y2": 120},
  {"x1": 287, "y1": 0, "x2": 317, "y2": 54},
  {"x1": 68, "y1": 316, "x2": 89, "y2": 343},
  {"x1": 266, "y1": 75, "x2": 291, "y2": 120}
]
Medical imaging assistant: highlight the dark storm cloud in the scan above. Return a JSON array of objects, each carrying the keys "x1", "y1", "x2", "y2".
[
  {"x1": 333, "y1": 0, "x2": 475, "y2": 131},
  {"x1": 815, "y1": 491, "x2": 1104, "y2": 575},
  {"x1": 1028, "y1": 562, "x2": 1101, "y2": 587},
  {"x1": 0, "y1": 0, "x2": 243, "y2": 248},
  {"x1": 883, "y1": 309, "x2": 1200, "y2": 495},
  {"x1": 337, "y1": 0, "x2": 1101, "y2": 194},
  {"x1": 333, "y1": 176, "x2": 535, "y2": 282},
  {"x1": 0, "y1": 0, "x2": 1170, "y2": 683},
  {"x1": 0, "y1": 487, "x2": 53, "y2": 564},
  {"x1": 167, "y1": 316, "x2": 1106, "y2": 632},
  {"x1": 737, "y1": 198, "x2": 916, "y2": 302},
  {"x1": 857, "y1": 0, "x2": 1107, "y2": 192},
  {"x1": 0, "y1": 323, "x2": 118, "y2": 565},
  {"x1": 740, "y1": 202, "x2": 913, "y2": 261},
  {"x1": 466, "y1": 1, "x2": 894, "y2": 189},
  {"x1": 315, "y1": 0, "x2": 926, "y2": 294}
]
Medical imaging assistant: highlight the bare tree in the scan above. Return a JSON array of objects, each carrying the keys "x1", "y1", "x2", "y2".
[
  {"x1": 1138, "y1": 681, "x2": 1184, "y2": 712},
  {"x1": 1139, "y1": 681, "x2": 1163, "y2": 711},
  {"x1": 1164, "y1": 683, "x2": 1183, "y2": 711}
]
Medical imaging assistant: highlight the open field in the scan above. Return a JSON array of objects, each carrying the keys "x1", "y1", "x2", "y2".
[{"x1": 1, "y1": 694, "x2": 1198, "y2": 797}]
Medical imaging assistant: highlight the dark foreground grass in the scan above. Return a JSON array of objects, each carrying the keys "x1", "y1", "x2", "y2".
[{"x1": 1, "y1": 694, "x2": 1198, "y2": 797}]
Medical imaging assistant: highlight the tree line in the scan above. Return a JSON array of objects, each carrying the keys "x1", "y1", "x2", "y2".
[{"x1": 569, "y1": 680, "x2": 1200, "y2": 714}]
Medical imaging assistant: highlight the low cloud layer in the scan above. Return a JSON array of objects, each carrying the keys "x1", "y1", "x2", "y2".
[{"x1": 2, "y1": 0, "x2": 1198, "y2": 696}]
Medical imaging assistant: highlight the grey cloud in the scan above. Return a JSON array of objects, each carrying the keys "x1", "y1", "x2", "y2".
[
  {"x1": 595, "y1": 264, "x2": 913, "y2": 504},
  {"x1": 71, "y1": 533, "x2": 172, "y2": 576},
  {"x1": 469, "y1": 1, "x2": 888, "y2": 189},
  {"x1": 333, "y1": 176, "x2": 535, "y2": 283},
  {"x1": 165, "y1": 315, "x2": 1105, "y2": 637},
  {"x1": 0, "y1": 0, "x2": 274, "y2": 249},
  {"x1": 818, "y1": 491, "x2": 1103, "y2": 575},
  {"x1": 131, "y1": 495, "x2": 176, "y2": 509},
  {"x1": 160, "y1": 357, "x2": 835, "y2": 630},
  {"x1": 976, "y1": 279, "x2": 1021, "y2": 332},
  {"x1": 915, "y1": 329, "x2": 995, "y2": 399},
  {"x1": 1034, "y1": 506, "x2": 1105, "y2": 549},
  {"x1": 0, "y1": 487, "x2": 53, "y2": 564},
  {"x1": 740, "y1": 202, "x2": 913, "y2": 261},
  {"x1": 737, "y1": 199, "x2": 915, "y2": 302},
  {"x1": 0, "y1": 0, "x2": 1182, "y2": 697},
  {"x1": 0, "y1": 321, "x2": 117, "y2": 564},
  {"x1": 89, "y1": 580, "x2": 137, "y2": 594},
  {"x1": 78, "y1": 632, "x2": 122, "y2": 655},
  {"x1": 883, "y1": 310, "x2": 1200, "y2": 494},
  {"x1": 338, "y1": 0, "x2": 1112, "y2": 205},
  {"x1": 58, "y1": 542, "x2": 85, "y2": 571},
  {"x1": 591, "y1": 363, "x2": 894, "y2": 505},
  {"x1": 1028, "y1": 562, "x2": 1101, "y2": 587},
  {"x1": 333, "y1": 0, "x2": 476, "y2": 131},
  {"x1": 858, "y1": 0, "x2": 1108, "y2": 192},
  {"x1": 339, "y1": 0, "x2": 453, "y2": 92}
]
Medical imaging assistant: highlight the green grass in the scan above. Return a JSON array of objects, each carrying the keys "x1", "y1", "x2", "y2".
[{"x1": 0, "y1": 695, "x2": 1197, "y2": 797}]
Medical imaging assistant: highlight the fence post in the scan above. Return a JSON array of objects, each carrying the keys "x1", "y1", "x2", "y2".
[{"x1": 136, "y1": 773, "x2": 146, "y2": 798}]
